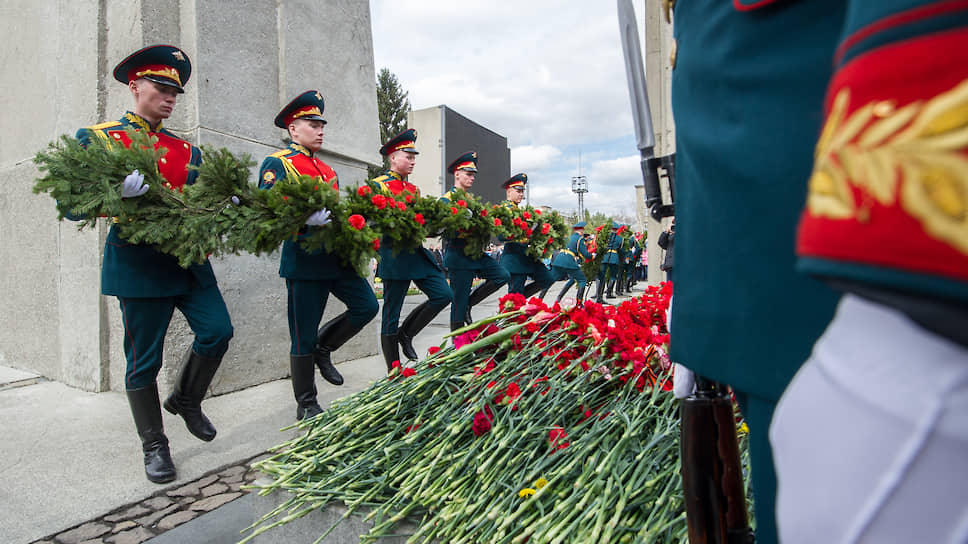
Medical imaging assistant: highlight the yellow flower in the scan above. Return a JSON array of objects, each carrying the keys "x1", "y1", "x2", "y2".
[
  {"x1": 535, "y1": 477, "x2": 548, "y2": 489},
  {"x1": 739, "y1": 422, "x2": 749, "y2": 434},
  {"x1": 518, "y1": 488, "x2": 536, "y2": 498}
]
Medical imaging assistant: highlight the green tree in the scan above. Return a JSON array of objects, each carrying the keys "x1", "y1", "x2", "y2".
[{"x1": 369, "y1": 68, "x2": 411, "y2": 179}]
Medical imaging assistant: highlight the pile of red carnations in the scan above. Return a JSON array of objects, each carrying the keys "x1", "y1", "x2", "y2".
[{"x1": 246, "y1": 283, "x2": 732, "y2": 543}]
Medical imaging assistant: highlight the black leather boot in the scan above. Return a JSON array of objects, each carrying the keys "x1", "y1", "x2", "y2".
[
  {"x1": 522, "y1": 281, "x2": 544, "y2": 299},
  {"x1": 127, "y1": 384, "x2": 176, "y2": 484},
  {"x1": 381, "y1": 334, "x2": 401, "y2": 373},
  {"x1": 556, "y1": 282, "x2": 573, "y2": 303},
  {"x1": 538, "y1": 286, "x2": 550, "y2": 300},
  {"x1": 163, "y1": 348, "x2": 220, "y2": 442},
  {"x1": 399, "y1": 301, "x2": 443, "y2": 360},
  {"x1": 314, "y1": 313, "x2": 358, "y2": 386},
  {"x1": 450, "y1": 320, "x2": 466, "y2": 332},
  {"x1": 290, "y1": 355, "x2": 323, "y2": 420},
  {"x1": 594, "y1": 279, "x2": 606, "y2": 304},
  {"x1": 466, "y1": 279, "x2": 504, "y2": 324},
  {"x1": 575, "y1": 285, "x2": 586, "y2": 306},
  {"x1": 606, "y1": 279, "x2": 616, "y2": 299}
]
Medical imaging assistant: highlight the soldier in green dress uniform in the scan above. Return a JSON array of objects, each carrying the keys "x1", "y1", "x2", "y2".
[
  {"x1": 540, "y1": 221, "x2": 592, "y2": 304},
  {"x1": 624, "y1": 234, "x2": 642, "y2": 292},
  {"x1": 593, "y1": 222, "x2": 623, "y2": 303},
  {"x1": 668, "y1": 1, "x2": 843, "y2": 540},
  {"x1": 71, "y1": 45, "x2": 235, "y2": 483},
  {"x1": 498, "y1": 174, "x2": 554, "y2": 297},
  {"x1": 371, "y1": 129, "x2": 453, "y2": 369},
  {"x1": 768, "y1": 2, "x2": 968, "y2": 542},
  {"x1": 259, "y1": 90, "x2": 378, "y2": 420},
  {"x1": 440, "y1": 151, "x2": 510, "y2": 330}
]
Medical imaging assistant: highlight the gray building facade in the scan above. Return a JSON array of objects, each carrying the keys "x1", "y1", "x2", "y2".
[{"x1": 408, "y1": 106, "x2": 510, "y2": 204}]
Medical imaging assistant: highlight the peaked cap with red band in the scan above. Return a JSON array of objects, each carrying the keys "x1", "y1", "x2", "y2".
[
  {"x1": 503, "y1": 173, "x2": 528, "y2": 189},
  {"x1": 380, "y1": 128, "x2": 419, "y2": 156},
  {"x1": 274, "y1": 90, "x2": 327, "y2": 129},
  {"x1": 113, "y1": 44, "x2": 191, "y2": 93},
  {"x1": 447, "y1": 150, "x2": 478, "y2": 173},
  {"x1": 796, "y1": 0, "x2": 968, "y2": 300}
]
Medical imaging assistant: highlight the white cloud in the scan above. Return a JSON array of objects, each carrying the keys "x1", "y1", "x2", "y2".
[
  {"x1": 370, "y1": 0, "x2": 648, "y2": 216},
  {"x1": 510, "y1": 144, "x2": 562, "y2": 172}
]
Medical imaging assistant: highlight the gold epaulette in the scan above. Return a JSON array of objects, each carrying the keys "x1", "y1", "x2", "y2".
[{"x1": 87, "y1": 121, "x2": 122, "y2": 131}]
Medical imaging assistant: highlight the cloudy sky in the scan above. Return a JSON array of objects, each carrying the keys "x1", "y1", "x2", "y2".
[{"x1": 369, "y1": 1, "x2": 647, "y2": 219}]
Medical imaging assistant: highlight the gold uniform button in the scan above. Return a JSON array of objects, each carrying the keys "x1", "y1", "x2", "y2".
[
  {"x1": 113, "y1": 133, "x2": 122, "y2": 139},
  {"x1": 183, "y1": 143, "x2": 190, "y2": 149},
  {"x1": 165, "y1": 182, "x2": 172, "y2": 189},
  {"x1": 160, "y1": 158, "x2": 167, "y2": 164}
]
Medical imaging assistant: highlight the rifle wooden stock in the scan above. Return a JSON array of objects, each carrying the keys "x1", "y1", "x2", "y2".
[{"x1": 679, "y1": 379, "x2": 754, "y2": 544}]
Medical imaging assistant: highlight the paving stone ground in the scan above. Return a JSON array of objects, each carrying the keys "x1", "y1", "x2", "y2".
[{"x1": 31, "y1": 453, "x2": 269, "y2": 544}]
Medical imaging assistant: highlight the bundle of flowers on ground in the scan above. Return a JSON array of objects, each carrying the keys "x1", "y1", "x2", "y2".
[{"x1": 244, "y1": 283, "x2": 743, "y2": 544}]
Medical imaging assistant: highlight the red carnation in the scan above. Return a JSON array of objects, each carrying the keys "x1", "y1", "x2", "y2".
[
  {"x1": 371, "y1": 194, "x2": 387, "y2": 209},
  {"x1": 480, "y1": 208, "x2": 488, "y2": 216},
  {"x1": 357, "y1": 185, "x2": 371, "y2": 196},
  {"x1": 282, "y1": 196, "x2": 289, "y2": 201},
  {"x1": 493, "y1": 218, "x2": 502, "y2": 227},
  {"x1": 472, "y1": 406, "x2": 494, "y2": 437},
  {"x1": 457, "y1": 199, "x2": 467, "y2": 207},
  {"x1": 427, "y1": 345, "x2": 441, "y2": 355},
  {"x1": 372, "y1": 238, "x2": 380, "y2": 250},
  {"x1": 401, "y1": 366, "x2": 417, "y2": 378},
  {"x1": 541, "y1": 223, "x2": 551, "y2": 235},
  {"x1": 348, "y1": 214, "x2": 366, "y2": 230},
  {"x1": 414, "y1": 213, "x2": 425, "y2": 225},
  {"x1": 522, "y1": 211, "x2": 532, "y2": 220},
  {"x1": 548, "y1": 426, "x2": 569, "y2": 450},
  {"x1": 396, "y1": 201, "x2": 407, "y2": 211},
  {"x1": 405, "y1": 194, "x2": 414, "y2": 203},
  {"x1": 451, "y1": 207, "x2": 459, "y2": 215},
  {"x1": 534, "y1": 209, "x2": 542, "y2": 215}
]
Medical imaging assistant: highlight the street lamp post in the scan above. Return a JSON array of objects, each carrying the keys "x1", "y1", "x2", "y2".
[{"x1": 571, "y1": 175, "x2": 588, "y2": 218}]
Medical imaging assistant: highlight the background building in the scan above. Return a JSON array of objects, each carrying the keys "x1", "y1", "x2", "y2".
[
  {"x1": 0, "y1": 0, "x2": 381, "y2": 394},
  {"x1": 408, "y1": 105, "x2": 510, "y2": 204}
]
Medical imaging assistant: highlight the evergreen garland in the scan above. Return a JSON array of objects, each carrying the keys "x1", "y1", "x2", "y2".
[{"x1": 33, "y1": 129, "x2": 377, "y2": 274}]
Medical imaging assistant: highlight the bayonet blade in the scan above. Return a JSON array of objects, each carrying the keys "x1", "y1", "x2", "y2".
[{"x1": 617, "y1": 0, "x2": 655, "y2": 158}]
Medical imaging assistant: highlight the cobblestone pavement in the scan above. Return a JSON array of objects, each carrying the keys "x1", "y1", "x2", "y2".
[{"x1": 30, "y1": 453, "x2": 269, "y2": 544}]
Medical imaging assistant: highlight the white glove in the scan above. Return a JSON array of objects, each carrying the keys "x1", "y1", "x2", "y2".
[
  {"x1": 121, "y1": 170, "x2": 149, "y2": 198},
  {"x1": 673, "y1": 363, "x2": 696, "y2": 399},
  {"x1": 306, "y1": 208, "x2": 331, "y2": 226}
]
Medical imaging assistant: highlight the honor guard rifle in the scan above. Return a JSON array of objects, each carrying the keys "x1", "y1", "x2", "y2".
[{"x1": 616, "y1": 2, "x2": 754, "y2": 542}]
